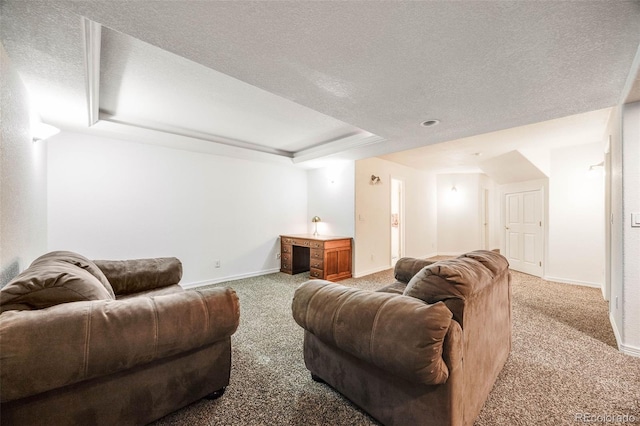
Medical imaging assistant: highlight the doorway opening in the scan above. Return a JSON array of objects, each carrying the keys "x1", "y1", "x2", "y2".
[
  {"x1": 391, "y1": 177, "x2": 405, "y2": 267},
  {"x1": 482, "y1": 188, "x2": 490, "y2": 250}
]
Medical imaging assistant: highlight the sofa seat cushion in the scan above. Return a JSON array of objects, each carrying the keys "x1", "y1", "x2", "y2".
[
  {"x1": 293, "y1": 280, "x2": 453, "y2": 386},
  {"x1": 0, "y1": 252, "x2": 115, "y2": 312},
  {"x1": 375, "y1": 281, "x2": 407, "y2": 295}
]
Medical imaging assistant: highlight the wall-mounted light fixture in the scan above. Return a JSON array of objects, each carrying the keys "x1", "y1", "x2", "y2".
[
  {"x1": 588, "y1": 161, "x2": 604, "y2": 172},
  {"x1": 451, "y1": 185, "x2": 458, "y2": 193},
  {"x1": 370, "y1": 175, "x2": 381, "y2": 185},
  {"x1": 311, "y1": 216, "x2": 322, "y2": 236},
  {"x1": 32, "y1": 121, "x2": 60, "y2": 142}
]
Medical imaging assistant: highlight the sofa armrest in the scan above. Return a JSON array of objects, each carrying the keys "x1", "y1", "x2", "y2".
[
  {"x1": 93, "y1": 257, "x2": 183, "y2": 295},
  {"x1": 0, "y1": 287, "x2": 239, "y2": 403},
  {"x1": 292, "y1": 280, "x2": 453, "y2": 386}
]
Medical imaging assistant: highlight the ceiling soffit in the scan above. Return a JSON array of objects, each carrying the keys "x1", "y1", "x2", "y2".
[
  {"x1": 95, "y1": 24, "x2": 385, "y2": 162},
  {"x1": 478, "y1": 151, "x2": 547, "y2": 185}
]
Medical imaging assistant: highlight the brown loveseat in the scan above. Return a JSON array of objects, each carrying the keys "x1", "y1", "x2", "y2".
[
  {"x1": 0, "y1": 251, "x2": 240, "y2": 426},
  {"x1": 292, "y1": 250, "x2": 511, "y2": 426}
]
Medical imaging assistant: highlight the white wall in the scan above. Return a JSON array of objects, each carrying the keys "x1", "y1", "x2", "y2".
[
  {"x1": 47, "y1": 132, "x2": 308, "y2": 285},
  {"x1": 437, "y1": 173, "x2": 484, "y2": 255},
  {"x1": 0, "y1": 44, "x2": 48, "y2": 286},
  {"x1": 608, "y1": 100, "x2": 640, "y2": 357},
  {"x1": 354, "y1": 157, "x2": 436, "y2": 277},
  {"x1": 307, "y1": 162, "x2": 355, "y2": 237},
  {"x1": 546, "y1": 142, "x2": 605, "y2": 287},
  {"x1": 621, "y1": 101, "x2": 640, "y2": 354}
]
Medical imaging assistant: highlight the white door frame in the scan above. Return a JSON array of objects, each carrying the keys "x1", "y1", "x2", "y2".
[{"x1": 390, "y1": 176, "x2": 405, "y2": 266}]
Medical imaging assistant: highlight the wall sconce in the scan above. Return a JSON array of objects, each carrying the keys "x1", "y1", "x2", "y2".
[
  {"x1": 32, "y1": 121, "x2": 60, "y2": 142},
  {"x1": 311, "y1": 216, "x2": 322, "y2": 236},
  {"x1": 370, "y1": 175, "x2": 381, "y2": 185},
  {"x1": 451, "y1": 186, "x2": 458, "y2": 193},
  {"x1": 588, "y1": 161, "x2": 604, "y2": 172}
]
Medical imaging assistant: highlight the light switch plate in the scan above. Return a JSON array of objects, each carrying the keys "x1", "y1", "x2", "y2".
[{"x1": 632, "y1": 213, "x2": 640, "y2": 228}]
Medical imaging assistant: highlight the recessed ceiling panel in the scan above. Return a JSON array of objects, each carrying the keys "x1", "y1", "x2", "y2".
[{"x1": 99, "y1": 27, "x2": 373, "y2": 155}]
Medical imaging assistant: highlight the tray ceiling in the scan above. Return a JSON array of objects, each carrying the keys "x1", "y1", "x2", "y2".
[{"x1": 2, "y1": 1, "x2": 639, "y2": 168}]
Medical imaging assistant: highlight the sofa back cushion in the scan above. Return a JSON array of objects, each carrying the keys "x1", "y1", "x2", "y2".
[
  {"x1": 403, "y1": 251, "x2": 509, "y2": 325},
  {"x1": 93, "y1": 258, "x2": 183, "y2": 296},
  {"x1": 458, "y1": 250, "x2": 509, "y2": 276},
  {"x1": 32, "y1": 251, "x2": 115, "y2": 297},
  {"x1": 404, "y1": 257, "x2": 493, "y2": 303},
  {"x1": 393, "y1": 257, "x2": 435, "y2": 283},
  {"x1": 0, "y1": 252, "x2": 115, "y2": 311}
]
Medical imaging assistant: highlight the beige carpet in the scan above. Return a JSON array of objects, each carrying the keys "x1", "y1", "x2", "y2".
[{"x1": 151, "y1": 266, "x2": 640, "y2": 425}]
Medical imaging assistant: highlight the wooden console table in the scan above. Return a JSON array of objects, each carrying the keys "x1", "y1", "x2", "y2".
[{"x1": 280, "y1": 234, "x2": 352, "y2": 281}]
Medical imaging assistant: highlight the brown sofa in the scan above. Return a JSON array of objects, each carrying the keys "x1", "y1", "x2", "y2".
[
  {"x1": 292, "y1": 250, "x2": 511, "y2": 426},
  {"x1": 0, "y1": 251, "x2": 240, "y2": 426}
]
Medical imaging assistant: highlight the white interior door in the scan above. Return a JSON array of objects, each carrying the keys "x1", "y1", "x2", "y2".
[{"x1": 505, "y1": 189, "x2": 543, "y2": 276}]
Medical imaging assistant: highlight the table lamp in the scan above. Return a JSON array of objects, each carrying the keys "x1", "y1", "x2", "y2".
[{"x1": 311, "y1": 216, "x2": 321, "y2": 236}]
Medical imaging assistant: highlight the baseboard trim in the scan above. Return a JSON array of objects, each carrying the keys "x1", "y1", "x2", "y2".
[
  {"x1": 419, "y1": 252, "x2": 439, "y2": 260},
  {"x1": 181, "y1": 267, "x2": 281, "y2": 289},
  {"x1": 609, "y1": 313, "x2": 640, "y2": 358},
  {"x1": 620, "y1": 343, "x2": 640, "y2": 358},
  {"x1": 543, "y1": 275, "x2": 601, "y2": 288},
  {"x1": 436, "y1": 252, "x2": 464, "y2": 257},
  {"x1": 353, "y1": 265, "x2": 391, "y2": 278},
  {"x1": 610, "y1": 312, "x2": 623, "y2": 349}
]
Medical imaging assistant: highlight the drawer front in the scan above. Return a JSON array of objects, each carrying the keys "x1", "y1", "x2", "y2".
[
  {"x1": 325, "y1": 238, "x2": 351, "y2": 249},
  {"x1": 281, "y1": 237, "x2": 294, "y2": 245},
  {"x1": 310, "y1": 268, "x2": 324, "y2": 279},
  {"x1": 293, "y1": 239, "x2": 311, "y2": 247},
  {"x1": 310, "y1": 249, "x2": 324, "y2": 260},
  {"x1": 310, "y1": 240, "x2": 324, "y2": 249},
  {"x1": 310, "y1": 258, "x2": 323, "y2": 270},
  {"x1": 280, "y1": 246, "x2": 292, "y2": 273}
]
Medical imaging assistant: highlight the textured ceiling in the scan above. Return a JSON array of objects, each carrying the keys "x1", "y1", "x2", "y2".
[
  {"x1": 379, "y1": 108, "x2": 613, "y2": 174},
  {"x1": 2, "y1": 1, "x2": 640, "y2": 168},
  {"x1": 626, "y1": 67, "x2": 640, "y2": 104}
]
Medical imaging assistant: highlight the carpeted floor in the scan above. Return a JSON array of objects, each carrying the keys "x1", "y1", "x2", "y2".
[{"x1": 151, "y1": 265, "x2": 640, "y2": 425}]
